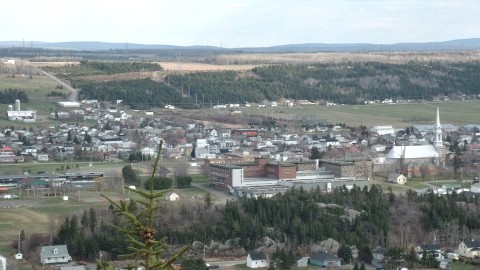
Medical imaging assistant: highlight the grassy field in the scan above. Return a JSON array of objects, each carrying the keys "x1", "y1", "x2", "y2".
[
  {"x1": 0, "y1": 160, "x2": 129, "y2": 176},
  {"x1": 0, "y1": 74, "x2": 61, "y2": 95},
  {"x1": 239, "y1": 100, "x2": 480, "y2": 128},
  {"x1": 451, "y1": 261, "x2": 479, "y2": 270}
]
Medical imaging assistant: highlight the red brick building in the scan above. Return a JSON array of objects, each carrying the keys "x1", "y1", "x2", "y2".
[
  {"x1": 231, "y1": 128, "x2": 259, "y2": 137},
  {"x1": 208, "y1": 157, "x2": 309, "y2": 191}
]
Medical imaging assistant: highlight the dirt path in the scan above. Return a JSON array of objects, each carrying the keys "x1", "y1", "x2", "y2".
[{"x1": 40, "y1": 70, "x2": 79, "y2": 102}]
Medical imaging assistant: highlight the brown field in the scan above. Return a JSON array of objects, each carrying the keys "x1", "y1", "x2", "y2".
[
  {"x1": 29, "y1": 61, "x2": 79, "y2": 67},
  {"x1": 207, "y1": 51, "x2": 480, "y2": 65},
  {"x1": 158, "y1": 61, "x2": 258, "y2": 71}
]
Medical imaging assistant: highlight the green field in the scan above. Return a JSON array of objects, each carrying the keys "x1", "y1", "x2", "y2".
[
  {"x1": 451, "y1": 261, "x2": 479, "y2": 270},
  {"x1": 239, "y1": 100, "x2": 480, "y2": 128},
  {"x1": 0, "y1": 74, "x2": 62, "y2": 96},
  {"x1": 0, "y1": 161, "x2": 129, "y2": 176}
]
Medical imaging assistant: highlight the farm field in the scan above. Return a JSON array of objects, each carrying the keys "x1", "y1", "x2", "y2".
[
  {"x1": 238, "y1": 100, "x2": 480, "y2": 128},
  {"x1": 158, "y1": 61, "x2": 258, "y2": 71}
]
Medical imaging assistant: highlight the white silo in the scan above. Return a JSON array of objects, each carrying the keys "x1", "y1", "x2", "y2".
[
  {"x1": 8, "y1": 105, "x2": 12, "y2": 111},
  {"x1": 15, "y1": 99, "x2": 20, "y2": 111}
]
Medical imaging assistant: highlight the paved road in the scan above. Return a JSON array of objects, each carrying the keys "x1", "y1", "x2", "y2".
[{"x1": 41, "y1": 70, "x2": 79, "y2": 102}]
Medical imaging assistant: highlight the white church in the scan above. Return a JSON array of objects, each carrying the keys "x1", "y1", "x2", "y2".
[{"x1": 385, "y1": 107, "x2": 445, "y2": 167}]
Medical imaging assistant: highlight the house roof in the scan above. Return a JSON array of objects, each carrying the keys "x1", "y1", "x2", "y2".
[
  {"x1": 373, "y1": 247, "x2": 387, "y2": 255},
  {"x1": 249, "y1": 251, "x2": 267, "y2": 260},
  {"x1": 41, "y1": 245, "x2": 70, "y2": 258},
  {"x1": 385, "y1": 145, "x2": 439, "y2": 159},
  {"x1": 388, "y1": 173, "x2": 404, "y2": 178},
  {"x1": 310, "y1": 252, "x2": 340, "y2": 261},
  {"x1": 418, "y1": 243, "x2": 440, "y2": 251},
  {"x1": 463, "y1": 240, "x2": 480, "y2": 248}
]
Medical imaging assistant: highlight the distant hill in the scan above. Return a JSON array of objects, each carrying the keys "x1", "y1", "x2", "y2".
[{"x1": 1, "y1": 38, "x2": 480, "y2": 52}]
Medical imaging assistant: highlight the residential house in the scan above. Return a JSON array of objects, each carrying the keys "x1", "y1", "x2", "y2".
[
  {"x1": 296, "y1": 257, "x2": 309, "y2": 268},
  {"x1": 371, "y1": 247, "x2": 386, "y2": 269},
  {"x1": 471, "y1": 183, "x2": 480, "y2": 193},
  {"x1": 415, "y1": 244, "x2": 441, "y2": 255},
  {"x1": 459, "y1": 240, "x2": 480, "y2": 258},
  {"x1": 246, "y1": 252, "x2": 269, "y2": 268},
  {"x1": 40, "y1": 245, "x2": 72, "y2": 264},
  {"x1": 388, "y1": 173, "x2": 407, "y2": 185},
  {"x1": 309, "y1": 252, "x2": 342, "y2": 267},
  {"x1": 165, "y1": 192, "x2": 180, "y2": 201},
  {"x1": 0, "y1": 255, "x2": 6, "y2": 270}
]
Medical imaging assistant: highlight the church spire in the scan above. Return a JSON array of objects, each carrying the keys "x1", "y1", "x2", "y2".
[
  {"x1": 433, "y1": 107, "x2": 443, "y2": 148},
  {"x1": 436, "y1": 107, "x2": 441, "y2": 127}
]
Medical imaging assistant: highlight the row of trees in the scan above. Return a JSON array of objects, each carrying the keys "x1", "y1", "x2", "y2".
[
  {"x1": 0, "y1": 88, "x2": 28, "y2": 104},
  {"x1": 122, "y1": 164, "x2": 192, "y2": 189},
  {"x1": 43, "y1": 60, "x2": 162, "y2": 77}
]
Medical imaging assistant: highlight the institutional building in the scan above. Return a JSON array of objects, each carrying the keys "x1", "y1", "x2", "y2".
[{"x1": 206, "y1": 156, "x2": 370, "y2": 196}]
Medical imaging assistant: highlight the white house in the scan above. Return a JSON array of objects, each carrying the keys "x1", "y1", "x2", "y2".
[
  {"x1": 40, "y1": 245, "x2": 72, "y2": 264},
  {"x1": 388, "y1": 173, "x2": 407, "y2": 185},
  {"x1": 471, "y1": 183, "x2": 480, "y2": 193},
  {"x1": 458, "y1": 240, "x2": 480, "y2": 258},
  {"x1": 58, "y1": 102, "x2": 80, "y2": 108},
  {"x1": 165, "y1": 192, "x2": 180, "y2": 201},
  {"x1": 371, "y1": 125, "x2": 395, "y2": 136},
  {"x1": 0, "y1": 254, "x2": 6, "y2": 270},
  {"x1": 247, "y1": 252, "x2": 269, "y2": 268},
  {"x1": 296, "y1": 257, "x2": 309, "y2": 268}
]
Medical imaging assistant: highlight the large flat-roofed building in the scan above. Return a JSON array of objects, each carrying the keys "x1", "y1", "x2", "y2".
[
  {"x1": 208, "y1": 156, "x2": 370, "y2": 193},
  {"x1": 319, "y1": 159, "x2": 373, "y2": 180},
  {"x1": 209, "y1": 157, "x2": 298, "y2": 191}
]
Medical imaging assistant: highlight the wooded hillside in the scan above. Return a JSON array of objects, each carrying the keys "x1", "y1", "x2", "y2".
[{"x1": 66, "y1": 61, "x2": 480, "y2": 108}]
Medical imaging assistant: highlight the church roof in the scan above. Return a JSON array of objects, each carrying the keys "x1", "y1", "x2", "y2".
[{"x1": 385, "y1": 145, "x2": 439, "y2": 159}]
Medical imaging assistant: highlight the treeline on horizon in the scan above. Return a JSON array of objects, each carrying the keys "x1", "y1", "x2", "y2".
[
  {"x1": 69, "y1": 61, "x2": 480, "y2": 109},
  {"x1": 20, "y1": 185, "x2": 480, "y2": 265}
]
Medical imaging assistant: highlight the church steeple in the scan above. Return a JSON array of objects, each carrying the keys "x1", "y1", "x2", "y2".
[{"x1": 433, "y1": 107, "x2": 443, "y2": 148}]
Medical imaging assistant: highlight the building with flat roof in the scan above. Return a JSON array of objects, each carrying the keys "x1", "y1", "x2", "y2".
[{"x1": 207, "y1": 156, "x2": 369, "y2": 193}]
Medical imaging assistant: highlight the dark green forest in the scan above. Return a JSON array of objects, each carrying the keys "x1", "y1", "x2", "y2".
[
  {"x1": 66, "y1": 61, "x2": 480, "y2": 108},
  {"x1": 49, "y1": 185, "x2": 480, "y2": 265},
  {"x1": 0, "y1": 89, "x2": 29, "y2": 104},
  {"x1": 42, "y1": 60, "x2": 161, "y2": 77},
  {"x1": 76, "y1": 79, "x2": 187, "y2": 109}
]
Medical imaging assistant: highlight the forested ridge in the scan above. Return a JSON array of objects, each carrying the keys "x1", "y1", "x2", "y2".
[
  {"x1": 45, "y1": 185, "x2": 480, "y2": 264},
  {"x1": 67, "y1": 61, "x2": 480, "y2": 108},
  {"x1": 42, "y1": 60, "x2": 161, "y2": 77}
]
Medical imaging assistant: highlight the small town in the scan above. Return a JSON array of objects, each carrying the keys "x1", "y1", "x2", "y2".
[{"x1": 2, "y1": 1, "x2": 480, "y2": 270}]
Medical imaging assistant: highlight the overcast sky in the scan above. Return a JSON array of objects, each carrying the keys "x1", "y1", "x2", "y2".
[{"x1": 2, "y1": 0, "x2": 479, "y2": 48}]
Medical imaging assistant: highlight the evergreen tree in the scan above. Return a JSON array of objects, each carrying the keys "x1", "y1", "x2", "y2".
[
  {"x1": 88, "y1": 208, "x2": 97, "y2": 233},
  {"x1": 122, "y1": 165, "x2": 140, "y2": 186},
  {"x1": 99, "y1": 140, "x2": 189, "y2": 269},
  {"x1": 182, "y1": 258, "x2": 207, "y2": 270},
  {"x1": 204, "y1": 192, "x2": 213, "y2": 209},
  {"x1": 309, "y1": 146, "x2": 323, "y2": 160},
  {"x1": 337, "y1": 244, "x2": 352, "y2": 264}
]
